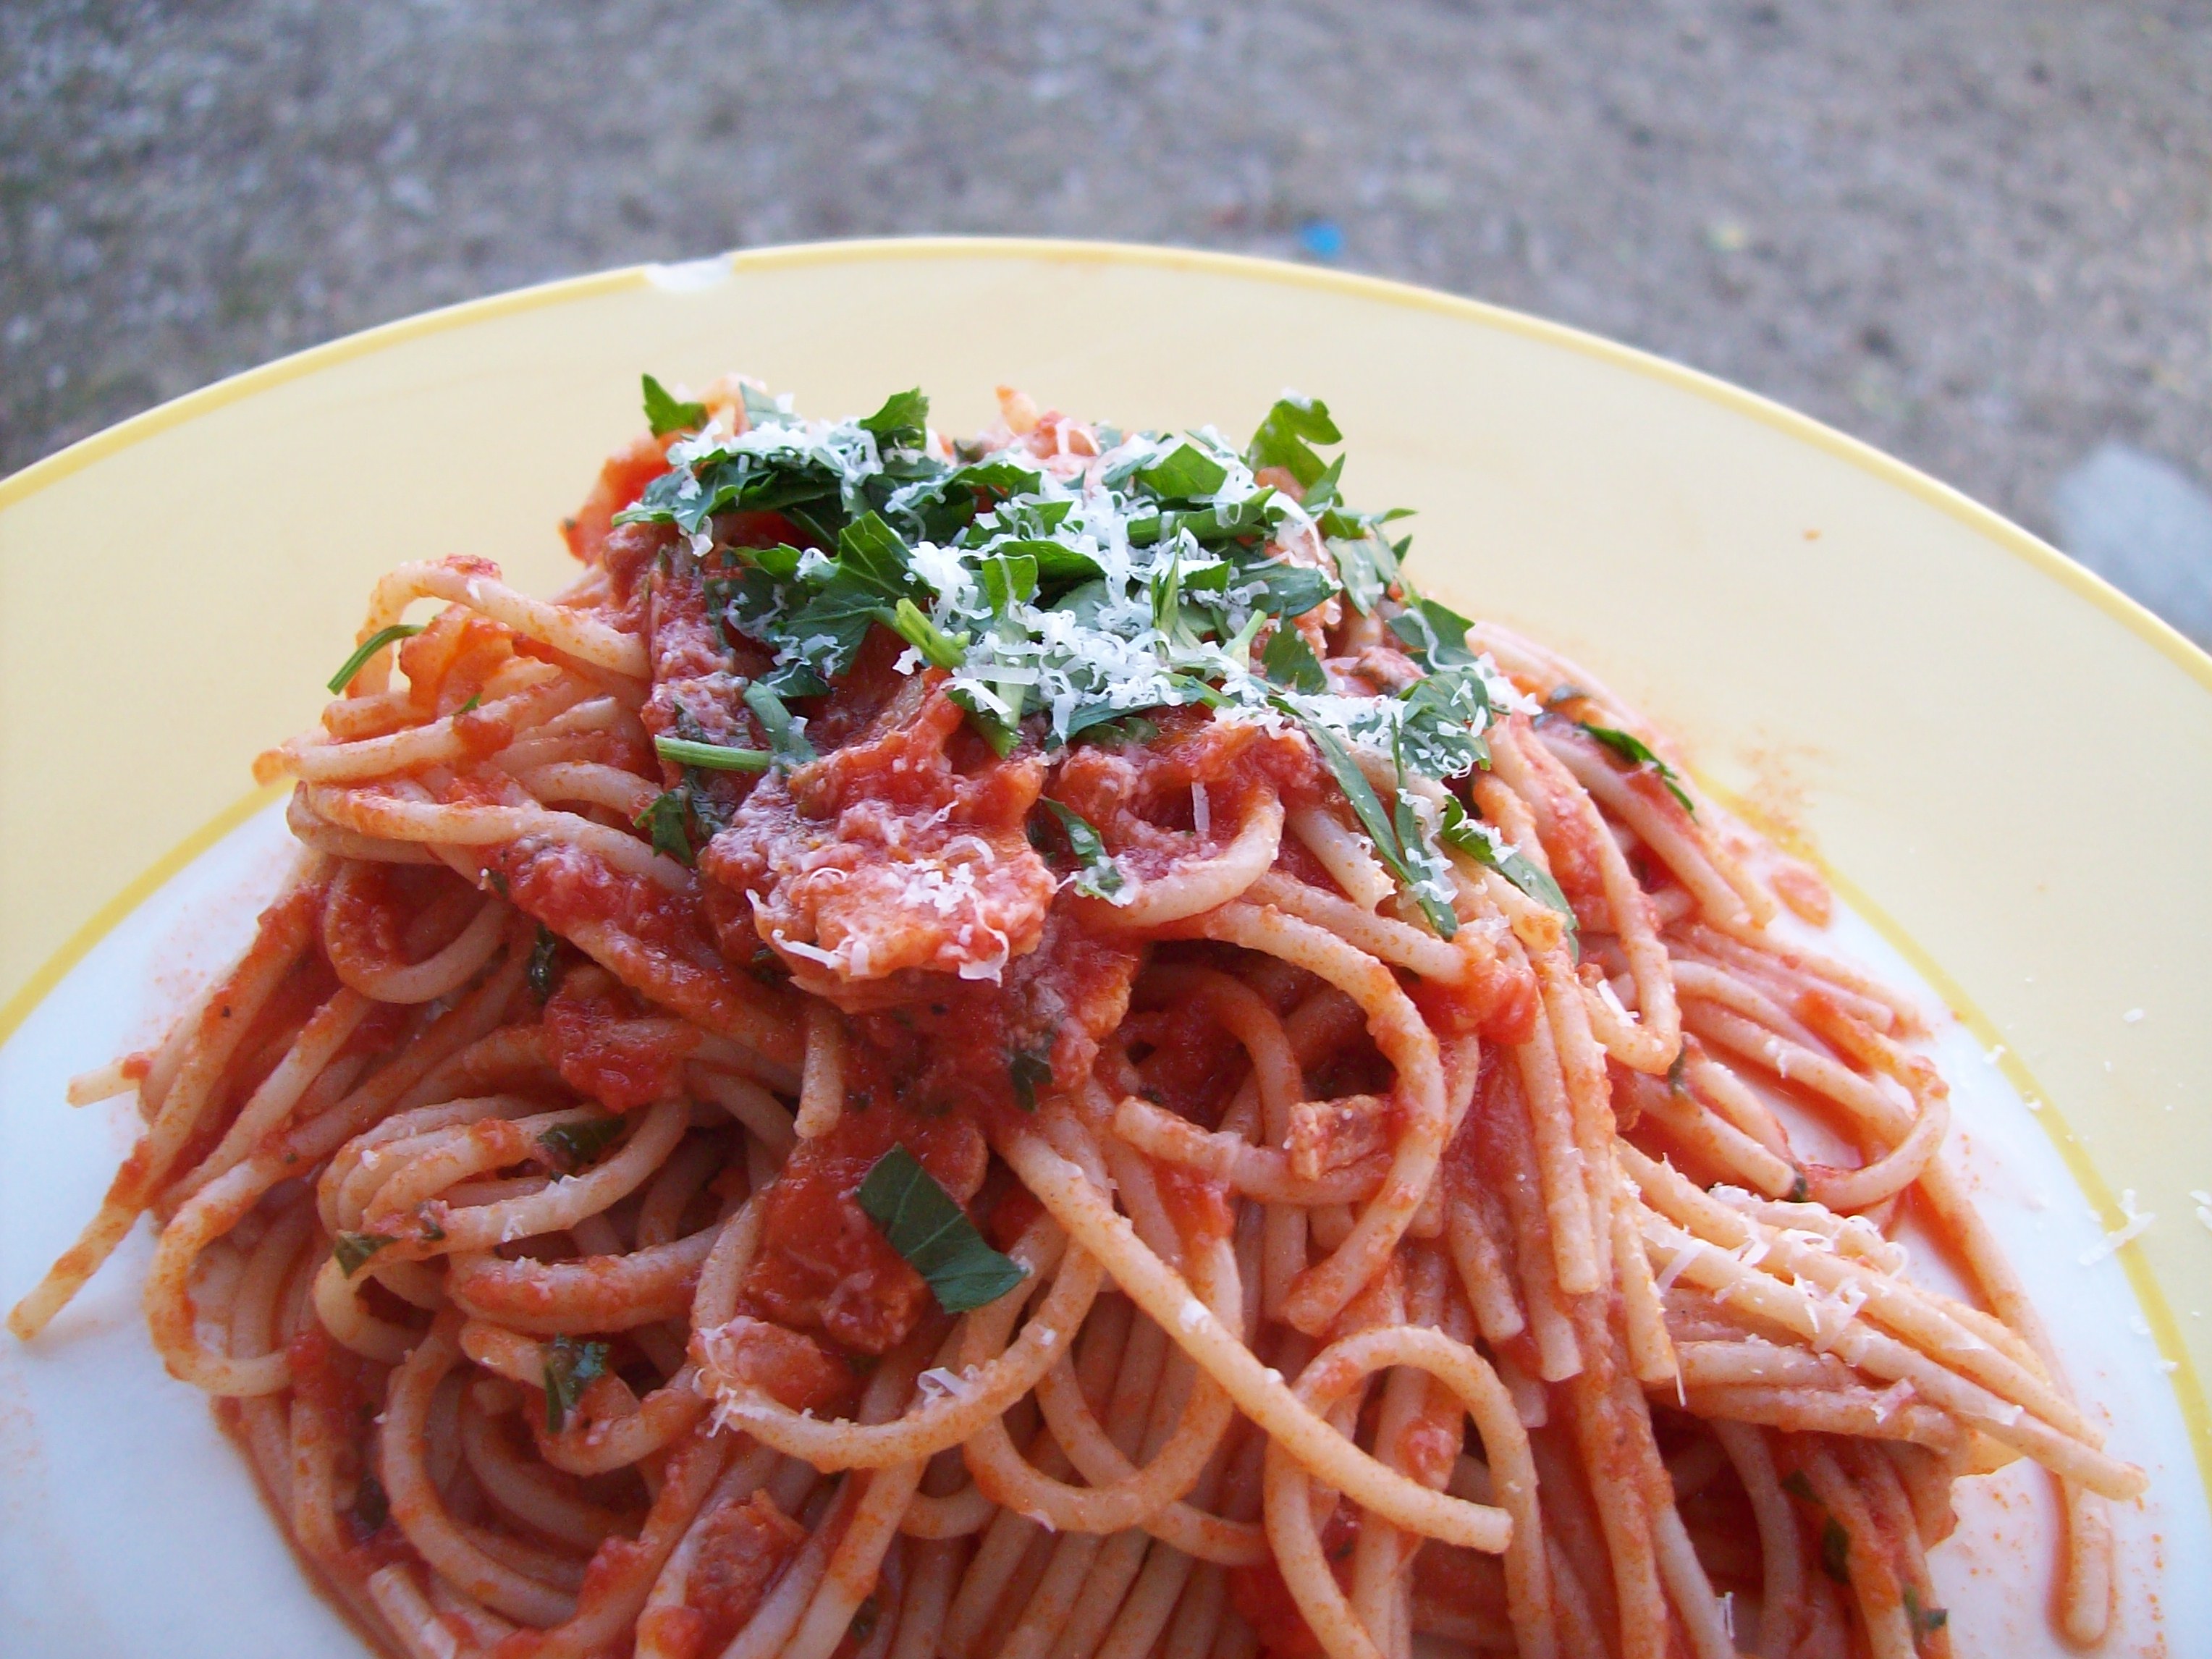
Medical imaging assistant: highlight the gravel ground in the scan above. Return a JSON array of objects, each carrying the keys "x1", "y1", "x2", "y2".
[{"x1": 4, "y1": 0, "x2": 2209, "y2": 566}]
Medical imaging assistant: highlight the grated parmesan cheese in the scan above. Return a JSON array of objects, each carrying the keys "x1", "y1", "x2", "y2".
[{"x1": 2079, "y1": 1190, "x2": 2156, "y2": 1265}]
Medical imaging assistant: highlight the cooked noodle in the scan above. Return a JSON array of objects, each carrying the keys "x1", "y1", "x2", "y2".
[{"x1": 10, "y1": 377, "x2": 2143, "y2": 1659}]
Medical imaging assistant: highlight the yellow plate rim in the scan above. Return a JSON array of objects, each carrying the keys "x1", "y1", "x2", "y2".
[{"x1": 5, "y1": 235, "x2": 2205, "y2": 1527}]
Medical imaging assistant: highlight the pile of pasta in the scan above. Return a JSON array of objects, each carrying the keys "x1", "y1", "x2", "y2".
[{"x1": 10, "y1": 389, "x2": 2143, "y2": 1659}]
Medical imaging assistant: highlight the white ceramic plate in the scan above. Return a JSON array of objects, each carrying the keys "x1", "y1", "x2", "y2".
[{"x1": 2, "y1": 240, "x2": 2206, "y2": 1654}]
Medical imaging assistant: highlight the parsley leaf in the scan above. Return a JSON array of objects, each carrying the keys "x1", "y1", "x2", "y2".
[
  {"x1": 1246, "y1": 394, "x2": 1342, "y2": 489},
  {"x1": 1818, "y1": 1516, "x2": 1852, "y2": 1585},
  {"x1": 858, "y1": 387, "x2": 929, "y2": 452},
  {"x1": 856, "y1": 1145, "x2": 1029, "y2": 1314},
  {"x1": 642, "y1": 373, "x2": 708, "y2": 436},
  {"x1": 1138, "y1": 440, "x2": 1230, "y2": 500},
  {"x1": 537, "y1": 1115, "x2": 627, "y2": 1173},
  {"x1": 333, "y1": 1232, "x2": 394, "y2": 1277},
  {"x1": 1260, "y1": 625, "x2": 1327, "y2": 693},
  {"x1": 635, "y1": 791, "x2": 695, "y2": 865},
  {"x1": 1042, "y1": 799, "x2": 1126, "y2": 901},
  {"x1": 1437, "y1": 796, "x2": 1578, "y2": 955},
  {"x1": 1007, "y1": 1040, "x2": 1055, "y2": 1113},
  {"x1": 1283, "y1": 701, "x2": 1457, "y2": 940},
  {"x1": 1901, "y1": 1586, "x2": 1948, "y2": 1641},
  {"x1": 543, "y1": 1335, "x2": 609, "y2": 1433},
  {"x1": 743, "y1": 680, "x2": 816, "y2": 765},
  {"x1": 654, "y1": 734, "x2": 772, "y2": 772},
  {"x1": 888, "y1": 597, "x2": 970, "y2": 670},
  {"x1": 1386, "y1": 597, "x2": 1479, "y2": 669},
  {"x1": 527, "y1": 925, "x2": 560, "y2": 1001},
  {"x1": 1579, "y1": 722, "x2": 1695, "y2": 814},
  {"x1": 328, "y1": 624, "x2": 423, "y2": 694}
]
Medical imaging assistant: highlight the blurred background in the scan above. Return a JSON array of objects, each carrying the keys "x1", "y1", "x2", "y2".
[{"x1": 6, "y1": 0, "x2": 2210, "y2": 641}]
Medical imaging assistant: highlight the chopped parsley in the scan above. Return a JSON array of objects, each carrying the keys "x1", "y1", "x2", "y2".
[
  {"x1": 743, "y1": 680, "x2": 816, "y2": 765},
  {"x1": 538, "y1": 1114, "x2": 627, "y2": 1172},
  {"x1": 1041, "y1": 800, "x2": 1126, "y2": 902},
  {"x1": 1579, "y1": 722, "x2": 1694, "y2": 815},
  {"x1": 332, "y1": 1232, "x2": 394, "y2": 1277},
  {"x1": 1007, "y1": 1040, "x2": 1055, "y2": 1113},
  {"x1": 327, "y1": 624, "x2": 423, "y2": 695},
  {"x1": 526, "y1": 924, "x2": 560, "y2": 1001},
  {"x1": 641, "y1": 373, "x2": 707, "y2": 436},
  {"x1": 856, "y1": 1144, "x2": 1028, "y2": 1314},
  {"x1": 634, "y1": 790, "x2": 696, "y2": 864},
  {"x1": 1818, "y1": 1516, "x2": 1852, "y2": 1585},
  {"x1": 1901, "y1": 1585, "x2": 1949, "y2": 1642},
  {"x1": 615, "y1": 385, "x2": 1534, "y2": 937},
  {"x1": 543, "y1": 1335, "x2": 610, "y2": 1432},
  {"x1": 654, "y1": 734, "x2": 772, "y2": 772},
  {"x1": 1437, "y1": 795, "x2": 1579, "y2": 954}
]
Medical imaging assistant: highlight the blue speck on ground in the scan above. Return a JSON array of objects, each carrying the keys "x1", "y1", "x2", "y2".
[{"x1": 1298, "y1": 219, "x2": 1345, "y2": 261}]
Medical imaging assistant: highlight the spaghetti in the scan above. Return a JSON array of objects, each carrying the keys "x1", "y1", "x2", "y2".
[{"x1": 11, "y1": 377, "x2": 2143, "y2": 1659}]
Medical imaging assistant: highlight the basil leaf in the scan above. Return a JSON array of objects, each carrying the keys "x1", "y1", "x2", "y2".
[
  {"x1": 856, "y1": 1145, "x2": 1029, "y2": 1314},
  {"x1": 1246, "y1": 394, "x2": 1341, "y2": 488},
  {"x1": 1579, "y1": 722, "x2": 1695, "y2": 814},
  {"x1": 1008, "y1": 1041, "x2": 1055, "y2": 1113},
  {"x1": 642, "y1": 373, "x2": 708, "y2": 436},
  {"x1": 635, "y1": 791, "x2": 695, "y2": 865},
  {"x1": 743, "y1": 681, "x2": 816, "y2": 765},
  {"x1": 537, "y1": 1115, "x2": 627, "y2": 1173},
  {"x1": 527, "y1": 925, "x2": 560, "y2": 1001},
  {"x1": 858, "y1": 387, "x2": 929, "y2": 452},
  {"x1": 544, "y1": 1335, "x2": 610, "y2": 1433},
  {"x1": 654, "y1": 734, "x2": 772, "y2": 772},
  {"x1": 1386, "y1": 597, "x2": 1478, "y2": 669},
  {"x1": 1437, "y1": 796, "x2": 1578, "y2": 955},
  {"x1": 1260, "y1": 625, "x2": 1327, "y2": 693},
  {"x1": 1042, "y1": 800, "x2": 1126, "y2": 901},
  {"x1": 1137, "y1": 440, "x2": 1229, "y2": 500},
  {"x1": 332, "y1": 1232, "x2": 393, "y2": 1278},
  {"x1": 1781, "y1": 1469, "x2": 1818, "y2": 1503},
  {"x1": 328, "y1": 624, "x2": 423, "y2": 694}
]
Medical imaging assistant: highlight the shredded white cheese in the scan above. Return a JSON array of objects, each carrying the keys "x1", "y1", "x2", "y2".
[{"x1": 2079, "y1": 1190, "x2": 2156, "y2": 1265}]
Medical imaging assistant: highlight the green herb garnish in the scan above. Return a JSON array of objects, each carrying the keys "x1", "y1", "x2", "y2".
[
  {"x1": 538, "y1": 1114, "x2": 626, "y2": 1173},
  {"x1": 615, "y1": 384, "x2": 1520, "y2": 941},
  {"x1": 856, "y1": 1145, "x2": 1029, "y2": 1314},
  {"x1": 654, "y1": 734, "x2": 772, "y2": 772},
  {"x1": 527, "y1": 924, "x2": 560, "y2": 1002},
  {"x1": 543, "y1": 1335, "x2": 610, "y2": 1432},
  {"x1": 1008, "y1": 1041, "x2": 1055, "y2": 1113},
  {"x1": 333, "y1": 1232, "x2": 394, "y2": 1277},
  {"x1": 1902, "y1": 1585, "x2": 1948, "y2": 1641},
  {"x1": 1437, "y1": 795, "x2": 1577, "y2": 954},
  {"x1": 1579, "y1": 722, "x2": 1694, "y2": 814},
  {"x1": 635, "y1": 791, "x2": 695, "y2": 864},
  {"x1": 743, "y1": 680, "x2": 816, "y2": 765},
  {"x1": 1818, "y1": 1516, "x2": 1852, "y2": 1585},
  {"x1": 642, "y1": 373, "x2": 708, "y2": 436},
  {"x1": 1041, "y1": 800, "x2": 1125, "y2": 902},
  {"x1": 327, "y1": 625, "x2": 423, "y2": 695}
]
